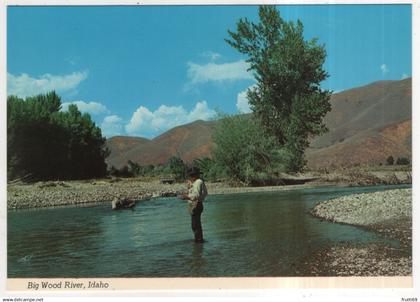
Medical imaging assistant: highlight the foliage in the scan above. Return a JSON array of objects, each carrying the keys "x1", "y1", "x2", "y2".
[
  {"x1": 386, "y1": 155, "x2": 394, "y2": 165},
  {"x1": 212, "y1": 114, "x2": 292, "y2": 184},
  {"x1": 127, "y1": 160, "x2": 141, "y2": 176},
  {"x1": 109, "y1": 165, "x2": 133, "y2": 178},
  {"x1": 192, "y1": 158, "x2": 213, "y2": 176},
  {"x1": 193, "y1": 157, "x2": 228, "y2": 182},
  {"x1": 108, "y1": 166, "x2": 120, "y2": 177},
  {"x1": 396, "y1": 157, "x2": 410, "y2": 165},
  {"x1": 226, "y1": 6, "x2": 331, "y2": 171},
  {"x1": 136, "y1": 164, "x2": 157, "y2": 177},
  {"x1": 108, "y1": 158, "x2": 190, "y2": 180},
  {"x1": 167, "y1": 156, "x2": 188, "y2": 181},
  {"x1": 7, "y1": 91, "x2": 109, "y2": 181}
]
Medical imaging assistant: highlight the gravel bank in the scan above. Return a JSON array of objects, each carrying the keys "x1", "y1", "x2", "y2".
[
  {"x1": 7, "y1": 178, "x2": 322, "y2": 210},
  {"x1": 7, "y1": 179, "x2": 187, "y2": 210},
  {"x1": 309, "y1": 188, "x2": 412, "y2": 276},
  {"x1": 7, "y1": 168, "x2": 410, "y2": 210},
  {"x1": 305, "y1": 243, "x2": 412, "y2": 276},
  {"x1": 312, "y1": 189, "x2": 411, "y2": 226}
]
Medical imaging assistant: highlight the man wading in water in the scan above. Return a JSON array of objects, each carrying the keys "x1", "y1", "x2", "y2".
[{"x1": 180, "y1": 167, "x2": 208, "y2": 243}]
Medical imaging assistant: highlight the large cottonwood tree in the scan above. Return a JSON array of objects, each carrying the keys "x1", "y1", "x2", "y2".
[{"x1": 226, "y1": 6, "x2": 332, "y2": 171}]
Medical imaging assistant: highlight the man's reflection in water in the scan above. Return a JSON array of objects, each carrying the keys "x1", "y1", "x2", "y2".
[{"x1": 190, "y1": 242, "x2": 205, "y2": 275}]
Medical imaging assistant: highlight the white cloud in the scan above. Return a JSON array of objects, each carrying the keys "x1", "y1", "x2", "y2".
[
  {"x1": 101, "y1": 115, "x2": 123, "y2": 138},
  {"x1": 187, "y1": 60, "x2": 253, "y2": 84},
  {"x1": 125, "y1": 101, "x2": 216, "y2": 137},
  {"x1": 200, "y1": 51, "x2": 221, "y2": 61},
  {"x1": 125, "y1": 106, "x2": 154, "y2": 135},
  {"x1": 61, "y1": 101, "x2": 110, "y2": 115},
  {"x1": 7, "y1": 71, "x2": 88, "y2": 98},
  {"x1": 188, "y1": 101, "x2": 216, "y2": 121},
  {"x1": 401, "y1": 73, "x2": 409, "y2": 80},
  {"x1": 103, "y1": 115, "x2": 123, "y2": 124},
  {"x1": 236, "y1": 89, "x2": 251, "y2": 114},
  {"x1": 236, "y1": 85, "x2": 256, "y2": 114},
  {"x1": 380, "y1": 64, "x2": 389, "y2": 75}
]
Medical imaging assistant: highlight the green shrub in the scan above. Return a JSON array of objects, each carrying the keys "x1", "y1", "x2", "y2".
[
  {"x1": 386, "y1": 156, "x2": 394, "y2": 165},
  {"x1": 212, "y1": 114, "x2": 292, "y2": 184},
  {"x1": 396, "y1": 157, "x2": 410, "y2": 165},
  {"x1": 167, "y1": 156, "x2": 187, "y2": 181}
]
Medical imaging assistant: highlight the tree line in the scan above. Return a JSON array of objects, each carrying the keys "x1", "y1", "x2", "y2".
[{"x1": 7, "y1": 91, "x2": 109, "y2": 181}]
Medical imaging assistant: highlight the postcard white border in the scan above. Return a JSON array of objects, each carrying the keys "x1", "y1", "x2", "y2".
[{"x1": 1, "y1": 0, "x2": 419, "y2": 301}]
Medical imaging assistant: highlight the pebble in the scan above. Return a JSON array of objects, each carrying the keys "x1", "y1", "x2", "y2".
[
  {"x1": 309, "y1": 188, "x2": 412, "y2": 276},
  {"x1": 312, "y1": 189, "x2": 412, "y2": 226},
  {"x1": 7, "y1": 179, "x2": 187, "y2": 209}
]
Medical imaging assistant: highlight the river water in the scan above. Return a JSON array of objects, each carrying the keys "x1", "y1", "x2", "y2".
[{"x1": 8, "y1": 184, "x2": 409, "y2": 277}]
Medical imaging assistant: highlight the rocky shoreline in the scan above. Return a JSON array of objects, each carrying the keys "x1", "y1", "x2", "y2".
[
  {"x1": 7, "y1": 179, "x2": 187, "y2": 210},
  {"x1": 7, "y1": 178, "x2": 322, "y2": 210},
  {"x1": 309, "y1": 188, "x2": 412, "y2": 276},
  {"x1": 7, "y1": 168, "x2": 411, "y2": 210}
]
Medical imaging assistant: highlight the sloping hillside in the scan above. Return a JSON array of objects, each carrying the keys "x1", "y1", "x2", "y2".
[
  {"x1": 310, "y1": 78, "x2": 411, "y2": 149},
  {"x1": 106, "y1": 120, "x2": 216, "y2": 168},
  {"x1": 306, "y1": 119, "x2": 411, "y2": 169},
  {"x1": 106, "y1": 136, "x2": 151, "y2": 168},
  {"x1": 306, "y1": 78, "x2": 411, "y2": 168},
  {"x1": 105, "y1": 78, "x2": 412, "y2": 170}
]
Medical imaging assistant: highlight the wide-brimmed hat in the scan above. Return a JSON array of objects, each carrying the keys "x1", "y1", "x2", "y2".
[{"x1": 187, "y1": 167, "x2": 201, "y2": 177}]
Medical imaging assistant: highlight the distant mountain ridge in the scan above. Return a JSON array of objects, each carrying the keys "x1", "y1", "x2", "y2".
[
  {"x1": 105, "y1": 78, "x2": 412, "y2": 169},
  {"x1": 106, "y1": 120, "x2": 217, "y2": 168},
  {"x1": 306, "y1": 78, "x2": 411, "y2": 168}
]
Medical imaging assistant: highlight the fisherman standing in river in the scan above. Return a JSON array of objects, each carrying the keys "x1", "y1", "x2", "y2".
[{"x1": 180, "y1": 167, "x2": 208, "y2": 243}]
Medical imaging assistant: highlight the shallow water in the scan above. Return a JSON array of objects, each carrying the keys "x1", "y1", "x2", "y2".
[{"x1": 8, "y1": 184, "x2": 409, "y2": 277}]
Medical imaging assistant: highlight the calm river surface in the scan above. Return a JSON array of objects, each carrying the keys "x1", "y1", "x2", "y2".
[{"x1": 8, "y1": 185, "x2": 409, "y2": 277}]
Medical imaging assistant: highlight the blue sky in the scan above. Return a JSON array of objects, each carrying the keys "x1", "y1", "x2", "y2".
[{"x1": 7, "y1": 5, "x2": 412, "y2": 138}]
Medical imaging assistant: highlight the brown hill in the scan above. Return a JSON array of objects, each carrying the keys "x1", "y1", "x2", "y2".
[
  {"x1": 106, "y1": 120, "x2": 216, "y2": 168},
  {"x1": 106, "y1": 136, "x2": 151, "y2": 168},
  {"x1": 306, "y1": 78, "x2": 411, "y2": 168},
  {"x1": 306, "y1": 119, "x2": 411, "y2": 169},
  {"x1": 309, "y1": 78, "x2": 411, "y2": 149},
  {"x1": 105, "y1": 78, "x2": 411, "y2": 169}
]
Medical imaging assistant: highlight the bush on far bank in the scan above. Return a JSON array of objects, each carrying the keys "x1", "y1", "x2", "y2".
[
  {"x1": 8, "y1": 91, "x2": 108, "y2": 182},
  {"x1": 396, "y1": 157, "x2": 410, "y2": 166}
]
